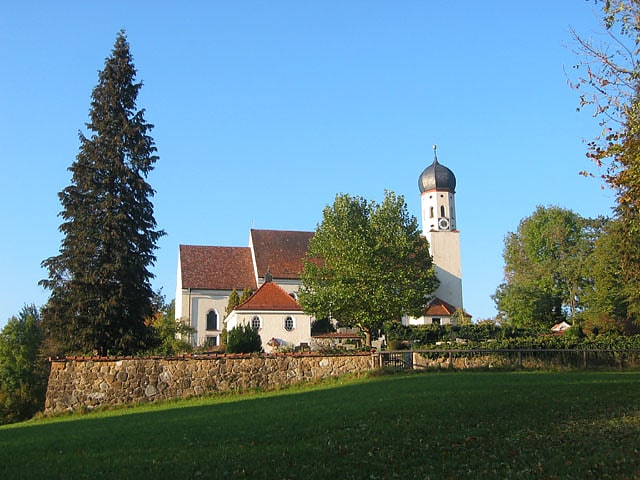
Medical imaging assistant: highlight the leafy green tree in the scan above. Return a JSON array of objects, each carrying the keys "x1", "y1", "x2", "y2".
[
  {"x1": 39, "y1": 31, "x2": 164, "y2": 356},
  {"x1": 571, "y1": 0, "x2": 640, "y2": 329},
  {"x1": 493, "y1": 206, "x2": 601, "y2": 328},
  {"x1": 225, "y1": 324, "x2": 263, "y2": 354},
  {"x1": 146, "y1": 296, "x2": 194, "y2": 355},
  {"x1": 0, "y1": 305, "x2": 48, "y2": 424},
  {"x1": 299, "y1": 191, "x2": 438, "y2": 345}
]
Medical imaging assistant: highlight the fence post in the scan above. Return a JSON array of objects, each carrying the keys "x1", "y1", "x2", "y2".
[
  {"x1": 518, "y1": 351, "x2": 523, "y2": 367},
  {"x1": 583, "y1": 350, "x2": 588, "y2": 369},
  {"x1": 448, "y1": 350, "x2": 454, "y2": 369}
]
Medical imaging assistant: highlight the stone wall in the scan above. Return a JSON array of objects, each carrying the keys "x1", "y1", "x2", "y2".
[{"x1": 45, "y1": 353, "x2": 374, "y2": 414}]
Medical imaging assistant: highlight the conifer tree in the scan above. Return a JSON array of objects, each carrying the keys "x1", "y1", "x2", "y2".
[
  {"x1": 225, "y1": 289, "x2": 240, "y2": 318},
  {"x1": 40, "y1": 31, "x2": 164, "y2": 355},
  {"x1": 239, "y1": 287, "x2": 253, "y2": 304}
]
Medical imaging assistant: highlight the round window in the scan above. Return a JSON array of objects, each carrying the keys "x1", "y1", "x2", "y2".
[{"x1": 284, "y1": 316, "x2": 294, "y2": 331}]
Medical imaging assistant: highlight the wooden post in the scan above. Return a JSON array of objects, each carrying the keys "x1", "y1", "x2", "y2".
[{"x1": 518, "y1": 351, "x2": 523, "y2": 367}]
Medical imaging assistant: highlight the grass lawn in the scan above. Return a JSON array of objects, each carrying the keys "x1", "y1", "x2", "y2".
[{"x1": 1, "y1": 370, "x2": 639, "y2": 479}]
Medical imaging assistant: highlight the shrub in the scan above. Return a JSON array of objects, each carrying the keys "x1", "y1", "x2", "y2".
[
  {"x1": 387, "y1": 339, "x2": 409, "y2": 350},
  {"x1": 225, "y1": 324, "x2": 263, "y2": 354},
  {"x1": 311, "y1": 317, "x2": 336, "y2": 335}
]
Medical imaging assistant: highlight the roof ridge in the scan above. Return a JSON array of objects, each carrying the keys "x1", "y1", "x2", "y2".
[{"x1": 235, "y1": 281, "x2": 302, "y2": 311}]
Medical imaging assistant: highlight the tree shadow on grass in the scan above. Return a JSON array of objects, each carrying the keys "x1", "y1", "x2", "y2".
[{"x1": 1, "y1": 371, "x2": 639, "y2": 479}]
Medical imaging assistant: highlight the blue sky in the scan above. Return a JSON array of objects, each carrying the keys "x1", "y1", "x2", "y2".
[{"x1": 0, "y1": 1, "x2": 614, "y2": 328}]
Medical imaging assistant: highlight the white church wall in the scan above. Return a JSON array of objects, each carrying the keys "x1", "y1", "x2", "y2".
[
  {"x1": 421, "y1": 190, "x2": 454, "y2": 232},
  {"x1": 176, "y1": 282, "x2": 306, "y2": 348},
  {"x1": 175, "y1": 257, "x2": 183, "y2": 325},
  {"x1": 427, "y1": 231, "x2": 463, "y2": 309},
  {"x1": 227, "y1": 310, "x2": 313, "y2": 353},
  {"x1": 402, "y1": 314, "x2": 456, "y2": 326},
  {"x1": 177, "y1": 289, "x2": 230, "y2": 346}
]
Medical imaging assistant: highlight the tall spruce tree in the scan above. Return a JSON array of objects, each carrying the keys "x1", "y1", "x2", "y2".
[{"x1": 40, "y1": 31, "x2": 164, "y2": 356}]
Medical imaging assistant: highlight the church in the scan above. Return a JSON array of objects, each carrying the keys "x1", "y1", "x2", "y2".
[{"x1": 175, "y1": 147, "x2": 465, "y2": 348}]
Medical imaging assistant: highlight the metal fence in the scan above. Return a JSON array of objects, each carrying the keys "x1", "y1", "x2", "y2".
[
  {"x1": 376, "y1": 349, "x2": 640, "y2": 370},
  {"x1": 380, "y1": 351, "x2": 414, "y2": 369}
]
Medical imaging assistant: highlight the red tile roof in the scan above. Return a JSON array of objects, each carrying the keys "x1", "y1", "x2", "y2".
[
  {"x1": 551, "y1": 321, "x2": 571, "y2": 332},
  {"x1": 179, "y1": 245, "x2": 257, "y2": 290},
  {"x1": 235, "y1": 281, "x2": 302, "y2": 311},
  {"x1": 250, "y1": 229, "x2": 314, "y2": 279},
  {"x1": 424, "y1": 297, "x2": 457, "y2": 316}
]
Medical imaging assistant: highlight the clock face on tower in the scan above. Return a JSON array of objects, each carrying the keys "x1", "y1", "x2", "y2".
[{"x1": 438, "y1": 217, "x2": 450, "y2": 230}]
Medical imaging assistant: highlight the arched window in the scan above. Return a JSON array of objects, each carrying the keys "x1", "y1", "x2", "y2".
[
  {"x1": 429, "y1": 206, "x2": 434, "y2": 218},
  {"x1": 206, "y1": 310, "x2": 218, "y2": 331},
  {"x1": 284, "y1": 316, "x2": 295, "y2": 332},
  {"x1": 440, "y1": 205, "x2": 446, "y2": 217},
  {"x1": 251, "y1": 315, "x2": 262, "y2": 330}
]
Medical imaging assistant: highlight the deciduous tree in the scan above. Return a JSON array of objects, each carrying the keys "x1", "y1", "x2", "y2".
[
  {"x1": 0, "y1": 305, "x2": 48, "y2": 424},
  {"x1": 583, "y1": 218, "x2": 639, "y2": 333},
  {"x1": 146, "y1": 296, "x2": 194, "y2": 355},
  {"x1": 40, "y1": 31, "x2": 164, "y2": 355},
  {"x1": 299, "y1": 191, "x2": 438, "y2": 345},
  {"x1": 493, "y1": 206, "x2": 601, "y2": 328},
  {"x1": 571, "y1": 0, "x2": 640, "y2": 328}
]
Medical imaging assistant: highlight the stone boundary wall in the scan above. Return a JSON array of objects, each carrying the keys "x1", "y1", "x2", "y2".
[{"x1": 45, "y1": 353, "x2": 374, "y2": 414}]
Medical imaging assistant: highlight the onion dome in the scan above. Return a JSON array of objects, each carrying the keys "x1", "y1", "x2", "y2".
[{"x1": 418, "y1": 145, "x2": 456, "y2": 193}]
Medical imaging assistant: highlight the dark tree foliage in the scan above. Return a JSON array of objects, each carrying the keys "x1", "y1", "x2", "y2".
[
  {"x1": 583, "y1": 218, "x2": 640, "y2": 334},
  {"x1": 40, "y1": 31, "x2": 165, "y2": 356},
  {"x1": 225, "y1": 324, "x2": 263, "y2": 354},
  {"x1": 311, "y1": 317, "x2": 336, "y2": 335},
  {"x1": 0, "y1": 305, "x2": 49, "y2": 424}
]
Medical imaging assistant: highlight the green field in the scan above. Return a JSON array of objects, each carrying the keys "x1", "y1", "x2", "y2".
[{"x1": 1, "y1": 371, "x2": 639, "y2": 479}]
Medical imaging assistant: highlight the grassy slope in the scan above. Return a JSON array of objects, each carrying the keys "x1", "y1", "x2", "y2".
[{"x1": 1, "y1": 371, "x2": 639, "y2": 479}]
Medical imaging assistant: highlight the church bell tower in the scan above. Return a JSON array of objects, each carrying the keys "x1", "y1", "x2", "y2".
[{"x1": 418, "y1": 146, "x2": 463, "y2": 311}]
